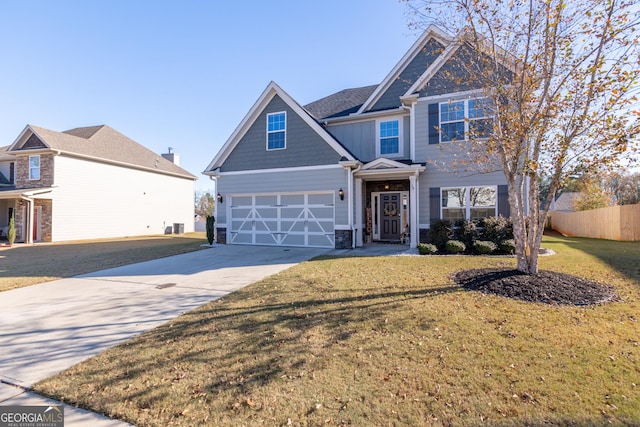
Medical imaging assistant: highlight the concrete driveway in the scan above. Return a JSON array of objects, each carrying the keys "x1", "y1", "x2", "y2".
[{"x1": 0, "y1": 244, "x2": 329, "y2": 426}]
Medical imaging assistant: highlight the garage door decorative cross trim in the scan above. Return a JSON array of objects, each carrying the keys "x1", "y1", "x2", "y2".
[{"x1": 229, "y1": 193, "x2": 335, "y2": 248}]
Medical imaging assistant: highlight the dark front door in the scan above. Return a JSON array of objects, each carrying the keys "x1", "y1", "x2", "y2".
[{"x1": 380, "y1": 193, "x2": 401, "y2": 241}]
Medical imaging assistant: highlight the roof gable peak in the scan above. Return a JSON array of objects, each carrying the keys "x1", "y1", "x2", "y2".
[
  {"x1": 356, "y1": 25, "x2": 453, "y2": 115},
  {"x1": 203, "y1": 81, "x2": 355, "y2": 174}
]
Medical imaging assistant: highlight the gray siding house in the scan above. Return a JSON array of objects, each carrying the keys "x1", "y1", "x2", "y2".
[{"x1": 203, "y1": 25, "x2": 509, "y2": 249}]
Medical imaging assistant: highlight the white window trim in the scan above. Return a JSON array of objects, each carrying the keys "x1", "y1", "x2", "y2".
[
  {"x1": 440, "y1": 185, "x2": 498, "y2": 221},
  {"x1": 438, "y1": 98, "x2": 491, "y2": 143},
  {"x1": 266, "y1": 111, "x2": 287, "y2": 151},
  {"x1": 375, "y1": 116, "x2": 404, "y2": 158},
  {"x1": 28, "y1": 155, "x2": 40, "y2": 180}
]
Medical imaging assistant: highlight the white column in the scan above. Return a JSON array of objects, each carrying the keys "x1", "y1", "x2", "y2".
[
  {"x1": 355, "y1": 178, "x2": 363, "y2": 247},
  {"x1": 410, "y1": 174, "x2": 418, "y2": 248},
  {"x1": 26, "y1": 200, "x2": 34, "y2": 244},
  {"x1": 409, "y1": 101, "x2": 416, "y2": 162}
]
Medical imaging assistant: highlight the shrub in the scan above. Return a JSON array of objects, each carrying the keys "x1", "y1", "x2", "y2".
[
  {"x1": 455, "y1": 219, "x2": 479, "y2": 251},
  {"x1": 445, "y1": 240, "x2": 466, "y2": 254},
  {"x1": 206, "y1": 215, "x2": 215, "y2": 245},
  {"x1": 473, "y1": 240, "x2": 497, "y2": 254},
  {"x1": 482, "y1": 215, "x2": 513, "y2": 244},
  {"x1": 417, "y1": 243, "x2": 437, "y2": 255},
  {"x1": 7, "y1": 216, "x2": 16, "y2": 246},
  {"x1": 428, "y1": 220, "x2": 452, "y2": 251},
  {"x1": 500, "y1": 239, "x2": 516, "y2": 255}
]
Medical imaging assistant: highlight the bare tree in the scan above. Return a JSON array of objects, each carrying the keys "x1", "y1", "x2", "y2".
[
  {"x1": 405, "y1": 0, "x2": 640, "y2": 273},
  {"x1": 195, "y1": 191, "x2": 215, "y2": 218}
]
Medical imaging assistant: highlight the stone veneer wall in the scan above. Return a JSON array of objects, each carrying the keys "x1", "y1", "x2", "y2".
[
  {"x1": 334, "y1": 229, "x2": 353, "y2": 249},
  {"x1": 215, "y1": 227, "x2": 227, "y2": 244},
  {"x1": 419, "y1": 228, "x2": 429, "y2": 243},
  {"x1": 36, "y1": 199, "x2": 53, "y2": 242},
  {"x1": 15, "y1": 154, "x2": 55, "y2": 189}
]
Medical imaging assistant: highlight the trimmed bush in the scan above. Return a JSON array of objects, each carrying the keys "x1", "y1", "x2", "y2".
[
  {"x1": 7, "y1": 216, "x2": 16, "y2": 246},
  {"x1": 445, "y1": 240, "x2": 466, "y2": 254},
  {"x1": 456, "y1": 219, "x2": 479, "y2": 250},
  {"x1": 473, "y1": 240, "x2": 497, "y2": 254},
  {"x1": 482, "y1": 215, "x2": 513, "y2": 244},
  {"x1": 206, "y1": 215, "x2": 215, "y2": 245},
  {"x1": 428, "y1": 220, "x2": 452, "y2": 251},
  {"x1": 417, "y1": 243, "x2": 438, "y2": 255},
  {"x1": 500, "y1": 239, "x2": 516, "y2": 255}
]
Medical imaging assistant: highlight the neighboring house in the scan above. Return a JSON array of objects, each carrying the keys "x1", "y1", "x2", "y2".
[
  {"x1": 0, "y1": 125, "x2": 196, "y2": 243},
  {"x1": 203, "y1": 25, "x2": 510, "y2": 249},
  {"x1": 550, "y1": 192, "x2": 582, "y2": 212}
]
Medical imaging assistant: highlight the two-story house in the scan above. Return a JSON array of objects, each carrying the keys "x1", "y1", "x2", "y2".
[
  {"x1": 0, "y1": 124, "x2": 196, "y2": 243},
  {"x1": 203, "y1": 25, "x2": 510, "y2": 249}
]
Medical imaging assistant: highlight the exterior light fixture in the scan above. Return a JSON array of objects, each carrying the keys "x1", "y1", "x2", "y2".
[
  {"x1": 338, "y1": 188, "x2": 344, "y2": 201},
  {"x1": 217, "y1": 193, "x2": 223, "y2": 204}
]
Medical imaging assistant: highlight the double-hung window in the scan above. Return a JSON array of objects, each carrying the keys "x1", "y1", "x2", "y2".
[
  {"x1": 376, "y1": 117, "x2": 403, "y2": 157},
  {"x1": 29, "y1": 155, "x2": 40, "y2": 180},
  {"x1": 439, "y1": 97, "x2": 492, "y2": 142},
  {"x1": 267, "y1": 112, "x2": 286, "y2": 150},
  {"x1": 441, "y1": 186, "x2": 497, "y2": 222}
]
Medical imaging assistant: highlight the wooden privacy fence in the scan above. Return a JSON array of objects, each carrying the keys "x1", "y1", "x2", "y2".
[{"x1": 549, "y1": 204, "x2": 640, "y2": 241}]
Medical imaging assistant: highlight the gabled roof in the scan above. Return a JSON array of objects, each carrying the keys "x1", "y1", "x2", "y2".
[
  {"x1": 203, "y1": 81, "x2": 356, "y2": 174},
  {"x1": 356, "y1": 25, "x2": 452, "y2": 114},
  {"x1": 304, "y1": 85, "x2": 378, "y2": 120},
  {"x1": 551, "y1": 192, "x2": 582, "y2": 212},
  {"x1": 0, "y1": 145, "x2": 14, "y2": 162},
  {"x1": 8, "y1": 125, "x2": 196, "y2": 180}
]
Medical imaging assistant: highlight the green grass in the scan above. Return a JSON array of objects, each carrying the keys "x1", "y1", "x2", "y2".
[
  {"x1": 34, "y1": 235, "x2": 640, "y2": 426},
  {"x1": 0, "y1": 233, "x2": 207, "y2": 292}
]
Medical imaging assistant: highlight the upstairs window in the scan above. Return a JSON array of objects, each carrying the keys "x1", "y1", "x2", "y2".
[
  {"x1": 376, "y1": 117, "x2": 403, "y2": 157},
  {"x1": 29, "y1": 155, "x2": 40, "y2": 180},
  {"x1": 267, "y1": 112, "x2": 286, "y2": 150},
  {"x1": 440, "y1": 97, "x2": 492, "y2": 142}
]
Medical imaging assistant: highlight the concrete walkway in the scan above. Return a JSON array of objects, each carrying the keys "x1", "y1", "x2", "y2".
[{"x1": 0, "y1": 244, "x2": 329, "y2": 426}]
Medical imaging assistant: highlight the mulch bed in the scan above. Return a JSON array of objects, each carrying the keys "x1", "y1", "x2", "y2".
[{"x1": 453, "y1": 268, "x2": 617, "y2": 306}]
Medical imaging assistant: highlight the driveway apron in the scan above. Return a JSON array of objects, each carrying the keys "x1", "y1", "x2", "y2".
[{"x1": 0, "y1": 244, "x2": 328, "y2": 425}]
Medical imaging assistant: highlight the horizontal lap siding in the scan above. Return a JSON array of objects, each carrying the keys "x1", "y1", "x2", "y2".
[
  {"x1": 52, "y1": 156, "x2": 194, "y2": 241},
  {"x1": 221, "y1": 95, "x2": 342, "y2": 171},
  {"x1": 217, "y1": 167, "x2": 348, "y2": 226},
  {"x1": 415, "y1": 100, "x2": 507, "y2": 225}
]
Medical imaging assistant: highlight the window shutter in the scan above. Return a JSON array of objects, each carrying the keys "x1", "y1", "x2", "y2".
[
  {"x1": 428, "y1": 103, "x2": 439, "y2": 145},
  {"x1": 497, "y1": 185, "x2": 510, "y2": 217},
  {"x1": 429, "y1": 187, "x2": 440, "y2": 224}
]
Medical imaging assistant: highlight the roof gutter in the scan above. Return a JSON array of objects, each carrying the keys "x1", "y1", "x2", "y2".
[{"x1": 55, "y1": 149, "x2": 197, "y2": 180}]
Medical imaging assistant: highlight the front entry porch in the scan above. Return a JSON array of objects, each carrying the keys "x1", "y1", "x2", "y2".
[
  {"x1": 366, "y1": 181, "x2": 410, "y2": 244},
  {"x1": 353, "y1": 158, "x2": 425, "y2": 248}
]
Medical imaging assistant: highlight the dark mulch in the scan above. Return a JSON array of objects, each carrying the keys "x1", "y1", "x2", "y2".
[{"x1": 453, "y1": 268, "x2": 617, "y2": 306}]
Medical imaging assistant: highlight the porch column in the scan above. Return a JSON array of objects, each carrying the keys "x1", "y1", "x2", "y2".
[
  {"x1": 410, "y1": 174, "x2": 418, "y2": 248},
  {"x1": 355, "y1": 178, "x2": 363, "y2": 247},
  {"x1": 25, "y1": 199, "x2": 34, "y2": 244}
]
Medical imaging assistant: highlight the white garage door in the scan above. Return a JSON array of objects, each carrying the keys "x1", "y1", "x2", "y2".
[{"x1": 229, "y1": 192, "x2": 335, "y2": 248}]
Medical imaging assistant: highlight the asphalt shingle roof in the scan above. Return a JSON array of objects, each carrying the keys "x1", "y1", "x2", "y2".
[
  {"x1": 20, "y1": 125, "x2": 195, "y2": 179},
  {"x1": 304, "y1": 85, "x2": 378, "y2": 120}
]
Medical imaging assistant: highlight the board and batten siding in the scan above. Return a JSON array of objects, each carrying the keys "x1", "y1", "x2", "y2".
[
  {"x1": 51, "y1": 155, "x2": 194, "y2": 241},
  {"x1": 216, "y1": 166, "x2": 349, "y2": 226},
  {"x1": 326, "y1": 116, "x2": 410, "y2": 163},
  {"x1": 221, "y1": 95, "x2": 342, "y2": 172}
]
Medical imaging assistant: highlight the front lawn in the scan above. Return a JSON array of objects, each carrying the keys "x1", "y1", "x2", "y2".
[
  {"x1": 0, "y1": 233, "x2": 207, "y2": 292},
  {"x1": 34, "y1": 235, "x2": 640, "y2": 426}
]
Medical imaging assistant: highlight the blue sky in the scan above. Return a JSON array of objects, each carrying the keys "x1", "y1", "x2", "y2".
[{"x1": 0, "y1": 1, "x2": 422, "y2": 192}]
